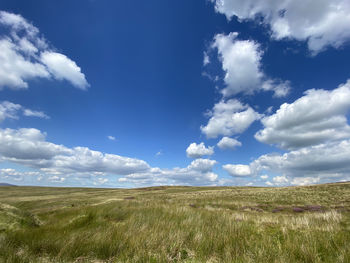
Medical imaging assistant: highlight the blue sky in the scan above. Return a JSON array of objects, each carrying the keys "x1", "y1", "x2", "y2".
[{"x1": 1, "y1": 0, "x2": 350, "y2": 187}]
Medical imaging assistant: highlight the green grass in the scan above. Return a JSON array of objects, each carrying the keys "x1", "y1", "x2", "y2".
[{"x1": 0, "y1": 183, "x2": 349, "y2": 262}]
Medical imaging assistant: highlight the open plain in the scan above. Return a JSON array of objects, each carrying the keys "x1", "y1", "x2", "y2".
[{"x1": 0, "y1": 183, "x2": 349, "y2": 262}]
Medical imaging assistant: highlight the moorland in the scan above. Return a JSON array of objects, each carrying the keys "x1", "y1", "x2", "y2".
[{"x1": 0, "y1": 182, "x2": 349, "y2": 262}]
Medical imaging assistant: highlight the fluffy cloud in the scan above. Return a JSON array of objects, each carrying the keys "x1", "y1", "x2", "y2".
[
  {"x1": 186, "y1": 142, "x2": 214, "y2": 158},
  {"x1": 212, "y1": 33, "x2": 290, "y2": 97},
  {"x1": 212, "y1": 0, "x2": 350, "y2": 54},
  {"x1": 188, "y1": 158, "x2": 217, "y2": 172},
  {"x1": 272, "y1": 175, "x2": 289, "y2": 185},
  {"x1": 0, "y1": 10, "x2": 89, "y2": 90},
  {"x1": 223, "y1": 79, "x2": 350, "y2": 186},
  {"x1": 0, "y1": 101, "x2": 49, "y2": 122},
  {"x1": 40, "y1": 52, "x2": 89, "y2": 89},
  {"x1": 290, "y1": 177, "x2": 320, "y2": 186},
  {"x1": 224, "y1": 139, "x2": 350, "y2": 185},
  {"x1": 255, "y1": 80, "x2": 350, "y2": 150},
  {"x1": 222, "y1": 164, "x2": 251, "y2": 177},
  {"x1": 0, "y1": 168, "x2": 40, "y2": 182},
  {"x1": 201, "y1": 99, "x2": 261, "y2": 138},
  {"x1": 107, "y1": 136, "x2": 116, "y2": 141},
  {"x1": 118, "y1": 158, "x2": 218, "y2": 186},
  {"x1": 253, "y1": 140, "x2": 350, "y2": 179},
  {"x1": 217, "y1": 137, "x2": 242, "y2": 150},
  {"x1": 0, "y1": 128, "x2": 149, "y2": 175},
  {"x1": 0, "y1": 128, "x2": 220, "y2": 186}
]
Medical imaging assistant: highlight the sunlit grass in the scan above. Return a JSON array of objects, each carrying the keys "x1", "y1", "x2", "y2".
[{"x1": 0, "y1": 183, "x2": 349, "y2": 262}]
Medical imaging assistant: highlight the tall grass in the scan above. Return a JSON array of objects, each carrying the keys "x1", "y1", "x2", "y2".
[{"x1": 0, "y1": 183, "x2": 349, "y2": 262}]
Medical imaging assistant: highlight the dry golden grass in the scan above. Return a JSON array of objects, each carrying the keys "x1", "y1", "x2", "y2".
[{"x1": 0, "y1": 182, "x2": 349, "y2": 262}]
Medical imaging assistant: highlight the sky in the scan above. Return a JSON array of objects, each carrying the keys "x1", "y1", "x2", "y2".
[{"x1": 0, "y1": 0, "x2": 350, "y2": 188}]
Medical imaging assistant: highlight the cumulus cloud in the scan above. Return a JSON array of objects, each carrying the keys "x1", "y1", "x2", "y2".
[
  {"x1": 186, "y1": 142, "x2": 214, "y2": 158},
  {"x1": 201, "y1": 99, "x2": 261, "y2": 138},
  {"x1": 0, "y1": 10, "x2": 89, "y2": 90},
  {"x1": 212, "y1": 32, "x2": 290, "y2": 97},
  {"x1": 272, "y1": 175, "x2": 289, "y2": 185},
  {"x1": 188, "y1": 158, "x2": 217, "y2": 172},
  {"x1": 253, "y1": 140, "x2": 350, "y2": 179},
  {"x1": 223, "y1": 79, "x2": 350, "y2": 185},
  {"x1": 0, "y1": 128, "x2": 150, "y2": 175},
  {"x1": 212, "y1": 0, "x2": 350, "y2": 54},
  {"x1": 0, "y1": 168, "x2": 40, "y2": 182},
  {"x1": 225, "y1": 139, "x2": 350, "y2": 185},
  {"x1": 222, "y1": 164, "x2": 251, "y2": 177},
  {"x1": 118, "y1": 158, "x2": 218, "y2": 186},
  {"x1": 0, "y1": 128, "x2": 220, "y2": 186},
  {"x1": 217, "y1": 136, "x2": 242, "y2": 150},
  {"x1": 255, "y1": 80, "x2": 350, "y2": 150},
  {"x1": 223, "y1": 88, "x2": 350, "y2": 185},
  {"x1": 0, "y1": 101, "x2": 49, "y2": 122},
  {"x1": 107, "y1": 135, "x2": 116, "y2": 141}
]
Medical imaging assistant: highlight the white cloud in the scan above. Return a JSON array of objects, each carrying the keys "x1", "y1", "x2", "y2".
[
  {"x1": 0, "y1": 128, "x2": 220, "y2": 186},
  {"x1": 201, "y1": 99, "x2": 261, "y2": 138},
  {"x1": 0, "y1": 101, "x2": 21, "y2": 122},
  {"x1": 23, "y1": 109, "x2": 49, "y2": 119},
  {"x1": 107, "y1": 135, "x2": 116, "y2": 141},
  {"x1": 272, "y1": 175, "x2": 289, "y2": 185},
  {"x1": 290, "y1": 177, "x2": 320, "y2": 186},
  {"x1": 0, "y1": 101, "x2": 49, "y2": 122},
  {"x1": 222, "y1": 164, "x2": 251, "y2": 177},
  {"x1": 0, "y1": 168, "x2": 40, "y2": 182},
  {"x1": 118, "y1": 158, "x2": 218, "y2": 186},
  {"x1": 252, "y1": 140, "x2": 350, "y2": 179},
  {"x1": 261, "y1": 79, "x2": 291, "y2": 98},
  {"x1": 93, "y1": 177, "x2": 109, "y2": 185},
  {"x1": 188, "y1": 158, "x2": 217, "y2": 172},
  {"x1": 48, "y1": 175, "x2": 65, "y2": 183},
  {"x1": 212, "y1": 0, "x2": 350, "y2": 54},
  {"x1": 40, "y1": 52, "x2": 89, "y2": 90},
  {"x1": 203, "y1": 51, "x2": 210, "y2": 66},
  {"x1": 0, "y1": 10, "x2": 89, "y2": 90},
  {"x1": 255, "y1": 80, "x2": 350, "y2": 150},
  {"x1": 217, "y1": 136, "x2": 242, "y2": 150},
  {"x1": 0, "y1": 39, "x2": 50, "y2": 89},
  {"x1": 221, "y1": 138, "x2": 350, "y2": 185},
  {"x1": 212, "y1": 33, "x2": 290, "y2": 97},
  {"x1": 223, "y1": 137, "x2": 350, "y2": 186},
  {"x1": 186, "y1": 142, "x2": 214, "y2": 158},
  {"x1": 0, "y1": 128, "x2": 149, "y2": 176}
]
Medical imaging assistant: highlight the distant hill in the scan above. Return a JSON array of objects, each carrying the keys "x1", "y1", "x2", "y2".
[{"x1": 0, "y1": 183, "x2": 16, "y2": 186}]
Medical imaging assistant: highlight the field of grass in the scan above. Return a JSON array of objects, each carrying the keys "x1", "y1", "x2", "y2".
[{"x1": 0, "y1": 183, "x2": 349, "y2": 262}]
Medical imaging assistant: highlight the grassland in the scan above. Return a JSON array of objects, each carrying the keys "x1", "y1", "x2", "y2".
[{"x1": 0, "y1": 183, "x2": 349, "y2": 262}]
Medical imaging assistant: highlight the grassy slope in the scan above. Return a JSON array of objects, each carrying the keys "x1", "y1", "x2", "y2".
[{"x1": 0, "y1": 183, "x2": 349, "y2": 262}]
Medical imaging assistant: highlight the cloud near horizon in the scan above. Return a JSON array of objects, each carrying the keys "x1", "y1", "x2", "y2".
[
  {"x1": 255, "y1": 80, "x2": 350, "y2": 150},
  {"x1": 223, "y1": 80, "x2": 350, "y2": 185},
  {"x1": 0, "y1": 128, "x2": 220, "y2": 186}
]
